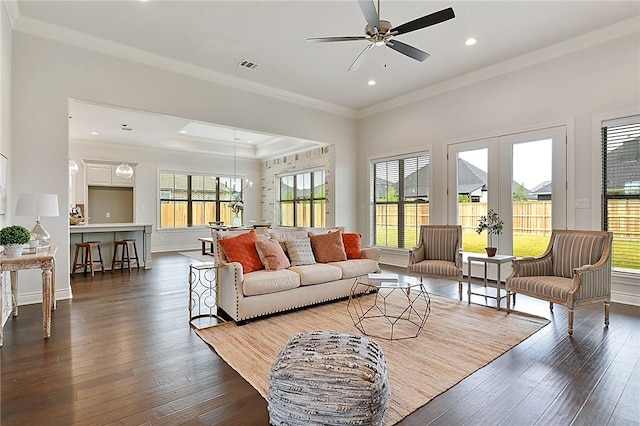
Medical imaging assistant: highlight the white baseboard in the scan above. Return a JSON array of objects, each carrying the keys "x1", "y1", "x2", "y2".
[{"x1": 15, "y1": 288, "x2": 73, "y2": 306}]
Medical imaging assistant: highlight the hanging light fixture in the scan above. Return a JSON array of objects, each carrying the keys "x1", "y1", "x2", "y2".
[{"x1": 116, "y1": 124, "x2": 134, "y2": 179}]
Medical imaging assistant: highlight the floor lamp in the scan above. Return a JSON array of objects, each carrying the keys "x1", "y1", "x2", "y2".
[{"x1": 15, "y1": 193, "x2": 60, "y2": 249}]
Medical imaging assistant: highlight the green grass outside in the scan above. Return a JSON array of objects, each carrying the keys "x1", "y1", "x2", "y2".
[{"x1": 376, "y1": 227, "x2": 640, "y2": 270}]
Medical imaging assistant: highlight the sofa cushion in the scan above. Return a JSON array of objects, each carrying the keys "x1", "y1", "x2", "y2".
[
  {"x1": 329, "y1": 259, "x2": 379, "y2": 279},
  {"x1": 218, "y1": 230, "x2": 264, "y2": 273},
  {"x1": 289, "y1": 263, "x2": 343, "y2": 286},
  {"x1": 255, "y1": 239, "x2": 291, "y2": 271},
  {"x1": 310, "y1": 230, "x2": 347, "y2": 263},
  {"x1": 243, "y1": 269, "x2": 301, "y2": 296},
  {"x1": 285, "y1": 238, "x2": 316, "y2": 266},
  {"x1": 342, "y1": 233, "x2": 362, "y2": 259}
]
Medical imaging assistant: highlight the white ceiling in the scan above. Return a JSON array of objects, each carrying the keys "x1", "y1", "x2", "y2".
[
  {"x1": 12, "y1": 1, "x2": 640, "y2": 158},
  {"x1": 67, "y1": 99, "x2": 323, "y2": 159}
]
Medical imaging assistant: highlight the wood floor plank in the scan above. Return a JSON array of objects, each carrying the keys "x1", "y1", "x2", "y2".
[{"x1": 1, "y1": 253, "x2": 638, "y2": 425}]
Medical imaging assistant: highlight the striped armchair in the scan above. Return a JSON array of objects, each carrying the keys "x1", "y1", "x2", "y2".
[
  {"x1": 407, "y1": 225, "x2": 463, "y2": 300},
  {"x1": 506, "y1": 230, "x2": 613, "y2": 336}
]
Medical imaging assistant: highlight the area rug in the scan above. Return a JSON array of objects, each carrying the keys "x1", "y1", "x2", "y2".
[{"x1": 196, "y1": 292, "x2": 548, "y2": 425}]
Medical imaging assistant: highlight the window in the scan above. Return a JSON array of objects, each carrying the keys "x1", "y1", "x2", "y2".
[
  {"x1": 372, "y1": 154, "x2": 429, "y2": 248},
  {"x1": 278, "y1": 170, "x2": 325, "y2": 227},
  {"x1": 159, "y1": 172, "x2": 244, "y2": 229},
  {"x1": 602, "y1": 115, "x2": 640, "y2": 274}
]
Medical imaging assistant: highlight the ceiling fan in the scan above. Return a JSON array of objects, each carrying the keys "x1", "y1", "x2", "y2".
[{"x1": 307, "y1": 0, "x2": 455, "y2": 71}]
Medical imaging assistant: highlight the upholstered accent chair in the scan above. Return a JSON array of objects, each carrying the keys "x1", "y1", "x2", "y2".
[
  {"x1": 407, "y1": 225, "x2": 463, "y2": 300},
  {"x1": 506, "y1": 229, "x2": 613, "y2": 336}
]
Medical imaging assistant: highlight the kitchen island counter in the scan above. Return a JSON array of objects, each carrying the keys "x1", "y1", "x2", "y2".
[{"x1": 70, "y1": 223, "x2": 153, "y2": 270}]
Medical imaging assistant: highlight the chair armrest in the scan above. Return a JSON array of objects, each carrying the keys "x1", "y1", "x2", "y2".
[
  {"x1": 455, "y1": 249, "x2": 463, "y2": 269},
  {"x1": 408, "y1": 244, "x2": 425, "y2": 265},
  {"x1": 570, "y1": 259, "x2": 611, "y2": 301},
  {"x1": 361, "y1": 247, "x2": 380, "y2": 262},
  {"x1": 509, "y1": 256, "x2": 553, "y2": 278}
]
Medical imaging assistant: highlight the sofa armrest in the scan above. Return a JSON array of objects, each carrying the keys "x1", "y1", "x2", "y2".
[
  {"x1": 217, "y1": 261, "x2": 244, "y2": 322},
  {"x1": 361, "y1": 247, "x2": 380, "y2": 262}
]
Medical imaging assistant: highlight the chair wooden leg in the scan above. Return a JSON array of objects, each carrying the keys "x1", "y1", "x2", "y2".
[
  {"x1": 72, "y1": 246, "x2": 80, "y2": 278},
  {"x1": 549, "y1": 302, "x2": 554, "y2": 311},
  {"x1": 87, "y1": 245, "x2": 95, "y2": 277},
  {"x1": 604, "y1": 301, "x2": 610, "y2": 327},
  {"x1": 458, "y1": 280, "x2": 462, "y2": 301},
  {"x1": 568, "y1": 308, "x2": 574, "y2": 336},
  {"x1": 506, "y1": 290, "x2": 511, "y2": 313},
  {"x1": 96, "y1": 245, "x2": 105, "y2": 273}
]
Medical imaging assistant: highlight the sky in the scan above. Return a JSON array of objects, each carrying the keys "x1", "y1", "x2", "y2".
[{"x1": 459, "y1": 139, "x2": 552, "y2": 190}]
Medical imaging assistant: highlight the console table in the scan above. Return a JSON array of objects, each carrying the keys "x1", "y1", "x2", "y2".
[
  {"x1": 0, "y1": 246, "x2": 57, "y2": 347},
  {"x1": 467, "y1": 253, "x2": 515, "y2": 310}
]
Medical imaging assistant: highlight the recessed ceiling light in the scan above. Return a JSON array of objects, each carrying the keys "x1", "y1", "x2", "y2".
[
  {"x1": 368, "y1": 80, "x2": 376, "y2": 86},
  {"x1": 465, "y1": 38, "x2": 477, "y2": 46},
  {"x1": 90, "y1": 131, "x2": 99, "y2": 135},
  {"x1": 179, "y1": 130, "x2": 187, "y2": 134}
]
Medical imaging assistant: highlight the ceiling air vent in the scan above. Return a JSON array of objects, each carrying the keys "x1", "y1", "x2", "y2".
[{"x1": 238, "y1": 60, "x2": 259, "y2": 70}]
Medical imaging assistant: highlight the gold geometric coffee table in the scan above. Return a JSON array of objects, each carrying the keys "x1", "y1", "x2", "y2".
[{"x1": 347, "y1": 274, "x2": 430, "y2": 340}]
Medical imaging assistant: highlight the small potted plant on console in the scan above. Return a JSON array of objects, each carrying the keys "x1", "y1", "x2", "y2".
[
  {"x1": 475, "y1": 209, "x2": 504, "y2": 257},
  {"x1": 0, "y1": 225, "x2": 31, "y2": 257}
]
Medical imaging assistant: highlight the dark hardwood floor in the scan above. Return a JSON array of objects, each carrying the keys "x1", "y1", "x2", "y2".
[{"x1": 1, "y1": 252, "x2": 638, "y2": 425}]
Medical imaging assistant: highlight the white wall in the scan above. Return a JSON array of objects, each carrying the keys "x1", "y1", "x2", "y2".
[
  {"x1": 357, "y1": 34, "x2": 640, "y2": 304},
  {"x1": 12, "y1": 32, "x2": 357, "y2": 305},
  {"x1": 1, "y1": 2, "x2": 12, "y2": 323}
]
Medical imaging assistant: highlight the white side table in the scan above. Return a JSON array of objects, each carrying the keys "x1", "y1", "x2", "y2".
[{"x1": 467, "y1": 254, "x2": 515, "y2": 310}]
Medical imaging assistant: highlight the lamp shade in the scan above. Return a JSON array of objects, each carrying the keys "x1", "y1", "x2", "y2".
[{"x1": 15, "y1": 193, "x2": 60, "y2": 217}]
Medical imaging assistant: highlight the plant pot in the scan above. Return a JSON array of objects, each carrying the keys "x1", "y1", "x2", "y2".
[
  {"x1": 485, "y1": 247, "x2": 497, "y2": 257},
  {"x1": 4, "y1": 244, "x2": 24, "y2": 257}
]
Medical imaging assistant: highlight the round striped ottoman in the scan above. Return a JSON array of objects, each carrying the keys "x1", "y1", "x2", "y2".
[{"x1": 267, "y1": 330, "x2": 389, "y2": 426}]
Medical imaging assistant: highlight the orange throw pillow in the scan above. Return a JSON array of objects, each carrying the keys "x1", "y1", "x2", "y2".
[
  {"x1": 218, "y1": 230, "x2": 264, "y2": 273},
  {"x1": 342, "y1": 233, "x2": 362, "y2": 259},
  {"x1": 310, "y1": 230, "x2": 347, "y2": 263}
]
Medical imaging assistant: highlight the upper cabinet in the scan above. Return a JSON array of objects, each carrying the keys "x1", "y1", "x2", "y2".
[{"x1": 86, "y1": 163, "x2": 135, "y2": 187}]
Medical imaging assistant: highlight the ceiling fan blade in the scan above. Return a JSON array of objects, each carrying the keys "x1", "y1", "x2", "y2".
[
  {"x1": 349, "y1": 44, "x2": 374, "y2": 71},
  {"x1": 358, "y1": 0, "x2": 380, "y2": 31},
  {"x1": 385, "y1": 40, "x2": 429, "y2": 62},
  {"x1": 307, "y1": 36, "x2": 369, "y2": 43},
  {"x1": 391, "y1": 7, "x2": 455, "y2": 36}
]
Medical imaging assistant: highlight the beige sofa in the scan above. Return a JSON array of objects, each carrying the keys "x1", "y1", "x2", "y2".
[{"x1": 211, "y1": 227, "x2": 381, "y2": 323}]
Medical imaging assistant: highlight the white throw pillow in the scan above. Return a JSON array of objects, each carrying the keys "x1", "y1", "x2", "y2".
[{"x1": 285, "y1": 238, "x2": 316, "y2": 266}]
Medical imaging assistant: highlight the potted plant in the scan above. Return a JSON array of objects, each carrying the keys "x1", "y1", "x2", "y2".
[
  {"x1": 475, "y1": 209, "x2": 504, "y2": 257},
  {"x1": 0, "y1": 225, "x2": 32, "y2": 257}
]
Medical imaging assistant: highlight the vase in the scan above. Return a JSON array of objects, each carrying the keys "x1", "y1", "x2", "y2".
[
  {"x1": 4, "y1": 244, "x2": 24, "y2": 257},
  {"x1": 232, "y1": 215, "x2": 242, "y2": 227}
]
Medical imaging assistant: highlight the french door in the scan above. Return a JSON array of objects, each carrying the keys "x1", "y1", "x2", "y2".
[{"x1": 447, "y1": 126, "x2": 567, "y2": 257}]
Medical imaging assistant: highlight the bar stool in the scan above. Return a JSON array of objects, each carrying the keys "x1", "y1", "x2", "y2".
[
  {"x1": 111, "y1": 239, "x2": 140, "y2": 272},
  {"x1": 72, "y1": 241, "x2": 105, "y2": 277}
]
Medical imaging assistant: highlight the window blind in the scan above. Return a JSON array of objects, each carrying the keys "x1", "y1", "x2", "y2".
[{"x1": 602, "y1": 115, "x2": 640, "y2": 274}]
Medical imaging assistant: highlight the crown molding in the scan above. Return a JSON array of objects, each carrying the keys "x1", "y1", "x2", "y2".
[
  {"x1": 12, "y1": 15, "x2": 357, "y2": 119},
  {"x1": 3, "y1": 0, "x2": 20, "y2": 27},
  {"x1": 357, "y1": 16, "x2": 640, "y2": 119}
]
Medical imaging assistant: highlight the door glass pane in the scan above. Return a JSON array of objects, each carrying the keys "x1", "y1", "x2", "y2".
[
  {"x1": 457, "y1": 149, "x2": 488, "y2": 253},
  {"x1": 512, "y1": 139, "x2": 552, "y2": 257}
]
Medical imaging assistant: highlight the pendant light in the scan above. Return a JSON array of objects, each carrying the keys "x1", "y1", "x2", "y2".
[{"x1": 116, "y1": 124, "x2": 134, "y2": 179}]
